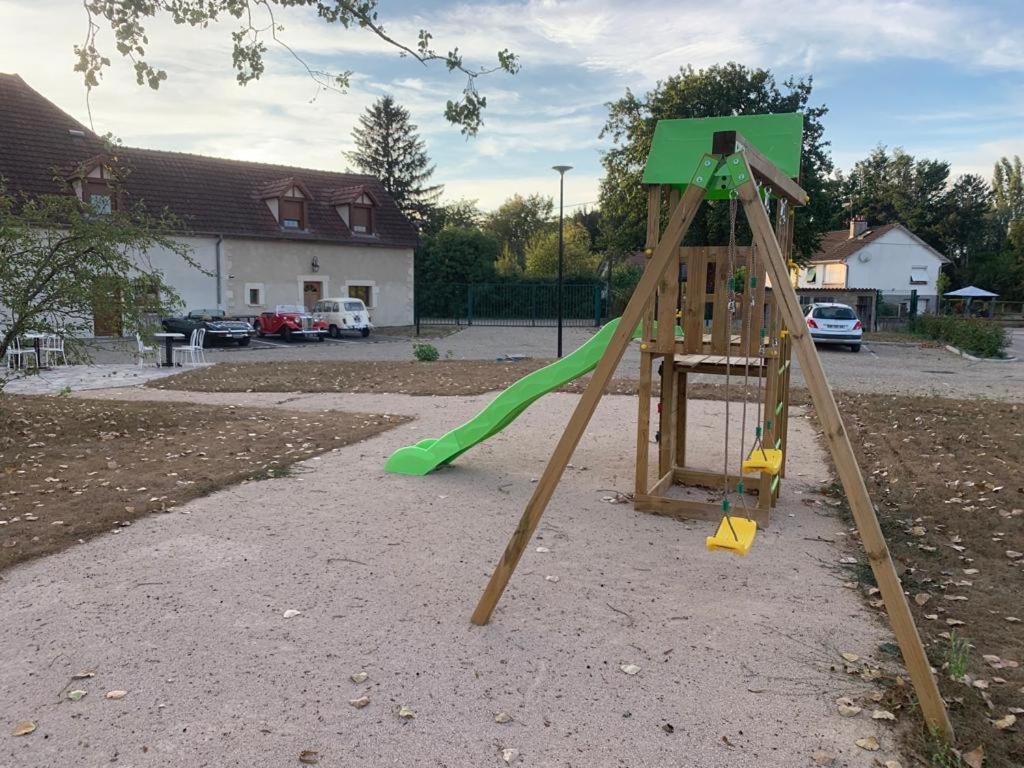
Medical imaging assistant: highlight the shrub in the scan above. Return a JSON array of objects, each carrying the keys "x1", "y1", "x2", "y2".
[
  {"x1": 413, "y1": 342, "x2": 440, "y2": 362},
  {"x1": 911, "y1": 314, "x2": 1009, "y2": 358}
]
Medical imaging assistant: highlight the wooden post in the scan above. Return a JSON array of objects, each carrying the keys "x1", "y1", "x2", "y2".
[
  {"x1": 471, "y1": 181, "x2": 707, "y2": 626},
  {"x1": 635, "y1": 186, "x2": 661, "y2": 496},
  {"x1": 738, "y1": 180, "x2": 953, "y2": 739}
]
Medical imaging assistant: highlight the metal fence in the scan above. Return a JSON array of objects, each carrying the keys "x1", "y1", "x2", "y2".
[{"x1": 416, "y1": 283, "x2": 604, "y2": 327}]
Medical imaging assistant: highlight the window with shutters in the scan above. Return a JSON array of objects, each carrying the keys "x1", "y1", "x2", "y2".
[
  {"x1": 280, "y1": 197, "x2": 306, "y2": 230},
  {"x1": 350, "y1": 204, "x2": 373, "y2": 234}
]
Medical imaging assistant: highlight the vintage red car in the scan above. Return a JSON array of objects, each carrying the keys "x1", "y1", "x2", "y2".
[{"x1": 254, "y1": 304, "x2": 328, "y2": 342}]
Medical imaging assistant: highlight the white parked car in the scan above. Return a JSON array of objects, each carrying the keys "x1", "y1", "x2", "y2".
[
  {"x1": 312, "y1": 297, "x2": 373, "y2": 338},
  {"x1": 804, "y1": 302, "x2": 863, "y2": 352}
]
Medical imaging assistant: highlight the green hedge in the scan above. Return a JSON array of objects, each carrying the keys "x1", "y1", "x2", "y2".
[{"x1": 910, "y1": 315, "x2": 1009, "y2": 358}]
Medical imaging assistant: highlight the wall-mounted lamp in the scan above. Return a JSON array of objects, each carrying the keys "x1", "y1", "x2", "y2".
[{"x1": 311, "y1": 255, "x2": 320, "y2": 273}]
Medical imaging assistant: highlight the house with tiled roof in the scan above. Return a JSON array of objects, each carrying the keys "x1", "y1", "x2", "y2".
[
  {"x1": 0, "y1": 74, "x2": 419, "y2": 332},
  {"x1": 797, "y1": 217, "x2": 950, "y2": 316}
]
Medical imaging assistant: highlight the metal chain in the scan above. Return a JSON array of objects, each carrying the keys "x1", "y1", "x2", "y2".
[{"x1": 721, "y1": 196, "x2": 739, "y2": 539}]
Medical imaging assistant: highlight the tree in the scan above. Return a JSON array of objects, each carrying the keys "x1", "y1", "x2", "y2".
[
  {"x1": 524, "y1": 222, "x2": 598, "y2": 278},
  {"x1": 939, "y1": 173, "x2": 993, "y2": 269},
  {"x1": 417, "y1": 227, "x2": 498, "y2": 285},
  {"x1": 992, "y1": 155, "x2": 1024, "y2": 248},
  {"x1": 597, "y1": 62, "x2": 835, "y2": 262},
  {"x1": 419, "y1": 199, "x2": 481, "y2": 239},
  {"x1": 0, "y1": 186, "x2": 199, "y2": 379},
  {"x1": 74, "y1": 1, "x2": 518, "y2": 135},
  {"x1": 484, "y1": 194, "x2": 553, "y2": 273},
  {"x1": 344, "y1": 95, "x2": 442, "y2": 224}
]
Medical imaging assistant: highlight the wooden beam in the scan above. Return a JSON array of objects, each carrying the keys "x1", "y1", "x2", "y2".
[
  {"x1": 738, "y1": 180, "x2": 953, "y2": 739},
  {"x1": 713, "y1": 130, "x2": 808, "y2": 206},
  {"x1": 635, "y1": 494, "x2": 770, "y2": 527},
  {"x1": 470, "y1": 180, "x2": 707, "y2": 627},
  {"x1": 635, "y1": 185, "x2": 662, "y2": 497}
]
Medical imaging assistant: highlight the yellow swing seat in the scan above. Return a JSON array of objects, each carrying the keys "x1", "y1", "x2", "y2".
[
  {"x1": 706, "y1": 516, "x2": 757, "y2": 556},
  {"x1": 741, "y1": 448, "x2": 783, "y2": 476}
]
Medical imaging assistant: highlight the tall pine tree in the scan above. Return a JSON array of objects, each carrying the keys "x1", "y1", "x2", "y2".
[{"x1": 344, "y1": 95, "x2": 442, "y2": 224}]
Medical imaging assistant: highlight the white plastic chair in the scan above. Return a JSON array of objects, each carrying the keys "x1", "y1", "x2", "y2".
[
  {"x1": 5, "y1": 337, "x2": 36, "y2": 370},
  {"x1": 136, "y1": 333, "x2": 157, "y2": 366},
  {"x1": 42, "y1": 334, "x2": 68, "y2": 366},
  {"x1": 173, "y1": 328, "x2": 206, "y2": 366}
]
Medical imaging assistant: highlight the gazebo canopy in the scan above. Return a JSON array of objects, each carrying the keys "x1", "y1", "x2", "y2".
[{"x1": 944, "y1": 285, "x2": 999, "y2": 298}]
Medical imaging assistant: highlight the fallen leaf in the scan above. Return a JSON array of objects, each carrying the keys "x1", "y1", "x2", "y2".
[
  {"x1": 962, "y1": 745, "x2": 984, "y2": 768},
  {"x1": 544, "y1": 575, "x2": 560, "y2": 583},
  {"x1": 535, "y1": 546, "x2": 550, "y2": 553},
  {"x1": 946, "y1": 619, "x2": 966, "y2": 627},
  {"x1": 811, "y1": 751, "x2": 835, "y2": 766},
  {"x1": 855, "y1": 735, "x2": 880, "y2": 751},
  {"x1": 67, "y1": 690, "x2": 87, "y2": 701},
  {"x1": 298, "y1": 749, "x2": 319, "y2": 764},
  {"x1": 661, "y1": 722, "x2": 674, "y2": 734},
  {"x1": 12, "y1": 721, "x2": 36, "y2": 736},
  {"x1": 836, "y1": 697, "x2": 862, "y2": 717},
  {"x1": 619, "y1": 663, "x2": 641, "y2": 676},
  {"x1": 71, "y1": 670, "x2": 95, "y2": 679},
  {"x1": 349, "y1": 696, "x2": 370, "y2": 709},
  {"x1": 501, "y1": 748, "x2": 519, "y2": 764},
  {"x1": 105, "y1": 690, "x2": 127, "y2": 700},
  {"x1": 350, "y1": 671, "x2": 368, "y2": 684},
  {"x1": 282, "y1": 609, "x2": 301, "y2": 618},
  {"x1": 914, "y1": 593, "x2": 931, "y2": 606},
  {"x1": 993, "y1": 713, "x2": 1016, "y2": 730},
  {"x1": 398, "y1": 705, "x2": 415, "y2": 719},
  {"x1": 1007, "y1": 550, "x2": 1023, "y2": 559},
  {"x1": 883, "y1": 761, "x2": 902, "y2": 768},
  {"x1": 871, "y1": 709, "x2": 896, "y2": 721},
  {"x1": 840, "y1": 652, "x2": 860, "y2": 662},
  {"x1": 494, "y1": 712, "x2": 512, "y2": 724}
]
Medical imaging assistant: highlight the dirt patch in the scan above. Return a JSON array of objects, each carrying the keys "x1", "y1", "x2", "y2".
[
  {"x1": 146, "y1": 360, "x2": 804, "y2": 400},
  {"x1": 828, "y1": 392, "x2": 1023, "y2": 765},
  {"x1": 0, "y1": 395, "x2": 407, "y2": 571}
]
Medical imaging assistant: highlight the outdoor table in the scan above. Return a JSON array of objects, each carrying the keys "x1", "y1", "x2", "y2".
[
  {"x1": 21, "y1": 332, "x2": 48, "y2": 369},
  {"x1": 152, "y1": 332, "x2": 185, "y2": 367}
]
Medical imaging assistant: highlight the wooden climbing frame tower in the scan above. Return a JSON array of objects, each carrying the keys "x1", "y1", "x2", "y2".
[{"x1": 469, "y1": 113, "x2": 953, "y2": 740}]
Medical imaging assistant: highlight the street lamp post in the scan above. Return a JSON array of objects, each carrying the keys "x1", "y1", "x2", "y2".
[{"x1": 552, "y1": 165, "x2": 572, "y2": 358}]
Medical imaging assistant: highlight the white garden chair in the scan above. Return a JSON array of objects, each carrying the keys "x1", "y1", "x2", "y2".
[
  {"x1": 42, "y1": 333, "x2": 68, "y2": 366},
  {"x1": 5, "y1": 337, "x2": 36, "y2": 370},
  {"x1": 173, "y1": 328, "x2": 206, "y2": 366},
  {"x1": 136, "y1": 332, "x2": 157, "y2": 366}
]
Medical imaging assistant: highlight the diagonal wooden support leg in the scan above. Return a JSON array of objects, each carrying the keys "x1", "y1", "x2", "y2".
[
  {"x1": 470, "y1": 181, "x2": 707, "y2": 626},
  {"x1": 738, "y1": 182, "x2": 953, "y2": 740}
]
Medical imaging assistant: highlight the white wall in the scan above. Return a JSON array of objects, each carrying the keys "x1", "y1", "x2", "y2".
[
  {"x1": 845, "y1": 228, "x2": 945, "y2": 311},
  {"x1": 222, "y1": 238, "x2": 414, "y2": 326},
  {"x1": 140, "y1": 235, "x2": 220, "y2": 312}
]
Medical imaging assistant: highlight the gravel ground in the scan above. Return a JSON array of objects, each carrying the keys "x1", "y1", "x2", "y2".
[
  {"x1": 3, "y1": 389, "x2": 905, "y2": 767},
  {"x1": 81, "y1": 324, "x2": 1024, "y2": 401}
]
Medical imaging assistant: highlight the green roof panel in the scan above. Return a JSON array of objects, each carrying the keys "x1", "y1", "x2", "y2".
[{"x1": 642, "y1": 113, "x2": 804, "y2": 198}]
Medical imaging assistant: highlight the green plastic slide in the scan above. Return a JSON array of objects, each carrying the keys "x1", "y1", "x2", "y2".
[{"x1": 385, "y1": 318, "x2": 625, "y2": 476}]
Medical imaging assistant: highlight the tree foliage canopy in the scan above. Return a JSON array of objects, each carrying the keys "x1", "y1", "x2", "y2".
[
  {"x1": 0, "y1": 186, "x2": 199, "y2": 371},
  {"x1": 597, "y1": 62, "x2": 835, "y2": 261},
  {"x1": 75, "y1": 0, "x2": 519, "y2": 135},
  {"x1": 344, "y1": 95, "x2": 442, "y2": 223},
  {"x1": 483, "y1": 194, "x2": 553, "y2": 274},
  {"x1": 417, "y1": 226, "x2": 497, "y2": 285},
  {"x1": 524, "y1": 222, "x2": 597, "y2": 279}
]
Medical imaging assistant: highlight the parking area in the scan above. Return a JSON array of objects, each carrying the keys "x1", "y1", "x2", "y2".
[{"x1": 73, "y1": 324, "x2": 1024, "y2": 401}]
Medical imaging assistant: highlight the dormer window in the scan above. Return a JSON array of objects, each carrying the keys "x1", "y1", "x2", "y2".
[
  {"x1": 329, "y1": 185, "x2": 378, "y2": 236},
  {"x1": 280, "y1": 195, "x2": 306, "y2": 229},
  {"x1": 256, "y1": 178, "x2": 312, "y2": 231},
  {"x1": 350, "y1": 202, "x2": 372, "y2": 234},
  {"x1": 68, "y1": 157, "x2": 119, "y2": 213}
]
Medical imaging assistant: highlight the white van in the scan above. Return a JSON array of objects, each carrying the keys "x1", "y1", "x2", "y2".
[{"x1": 312, "y1": 297, "x2": 373, "y2": 338}]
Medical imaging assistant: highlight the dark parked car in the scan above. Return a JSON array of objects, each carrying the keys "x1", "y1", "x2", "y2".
[{"x1": 161, "y1": 309, "x2": 255, "y2": 346}]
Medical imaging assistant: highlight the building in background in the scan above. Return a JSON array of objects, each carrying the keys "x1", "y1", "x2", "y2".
[
  {"x1": 797, "y1": 217, "x2": 950, "y2": 320},
  {"x1": 0, "y1": 74, "x2": 418, "y2": 333}
]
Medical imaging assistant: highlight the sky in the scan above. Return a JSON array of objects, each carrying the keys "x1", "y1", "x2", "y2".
[{"x1": 0, "y1": 0, "x2": 1021, "y2": 213}]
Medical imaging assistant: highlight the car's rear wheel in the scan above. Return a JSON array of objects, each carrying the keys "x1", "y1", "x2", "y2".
[
  {"x1": 850, "y1": 344, "x2": 861, "y2": 353},
  {"x1": 329, "y1": 325, "x2": 339, "y2": 338},
  {"x1": 360, "y1": 328, "x2": 370, "y2": 338}
]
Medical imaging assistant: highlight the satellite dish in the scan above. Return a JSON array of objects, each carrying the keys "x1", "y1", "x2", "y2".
[{"x1": 857, "y1": 251, "x2": 871, "y2": 263}]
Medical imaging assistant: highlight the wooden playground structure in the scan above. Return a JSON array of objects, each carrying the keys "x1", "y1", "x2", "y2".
[{"x1": 469, "y1": 114, "x2": 954, "y2": 739}]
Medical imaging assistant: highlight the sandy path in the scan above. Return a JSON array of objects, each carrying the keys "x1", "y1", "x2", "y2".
[{"x1": 2, "y1": 389, "x2": 903, "y2": 767}]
